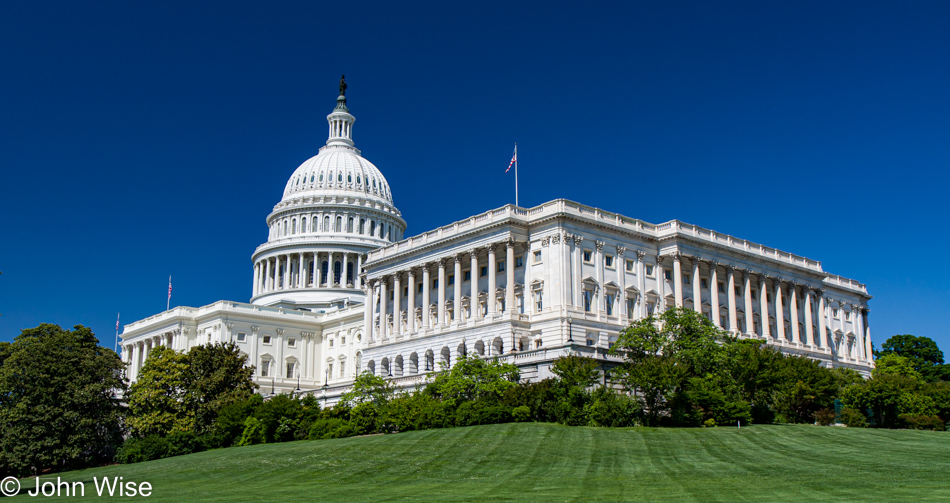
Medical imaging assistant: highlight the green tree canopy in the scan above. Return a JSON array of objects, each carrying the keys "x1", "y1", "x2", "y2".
[
  {"x1": 875, "y1": 334, "x2": 946, "y2": 382},
  {"x1": 0, "y1": 324, "x2": 126, "y2": 477},
  {"x1": 427, "y1": 354, "x2": 520, "y2": 406}
]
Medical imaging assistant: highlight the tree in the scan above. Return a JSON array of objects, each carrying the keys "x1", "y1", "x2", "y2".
[
  {"x1": 341, "y1": 371, "x2": 396, "y2": 407},
  {"x1": 875, "y1": 335, "x2": 946, "y2": 382},
  {"x1": 427, "y1": 353, "x2": 520, "y2": 406},
  {"x1": 184, "y1": 342, "x2": 257, "y2": 435},
  {"x1": 126, "y1": 346, "x2": 193, "y2": 437},
  {"x1": 0, "y1": 324, "x2": 126, "y2": 476}
]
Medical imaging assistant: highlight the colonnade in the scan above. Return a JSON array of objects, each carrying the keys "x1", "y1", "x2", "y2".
[
  {"x1": 253, "y1": 251, "x2": 363, "y2": 296},
  {"x1": 123, "y1": 331, "x2": 177, "y2": 381},
  {"x1": 364, "y1": 240, "x2": 522, "y2": 342},
  {"x1": 268, "y1": 210, "x2": 400, "y2": 244}
]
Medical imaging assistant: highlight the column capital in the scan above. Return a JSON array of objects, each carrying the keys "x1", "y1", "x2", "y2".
[
  {"x1": 438, "y1": 258, "x2": 447, "y2": 269},
  {"x1": 505, "y1": 237, "x2": 516, "y2": 249},
  {"x1": 595, "y1": 240, "x2": 605, "y2": 251},
  {"x1": 551, "y1": 233, "x2": 562, "y2": 245},
  {"x1": 815, "y1": 288, "x2": 825, "y2": 298},
  {"x1": 670, "y1": 251, "x2": 681, "y2": 261},
  {"x1": 455, "y1": 254, "x2": 464, "y2": 264},
  {"x1": 468, "y1": 248, "x2": 479, "y2": 259},
  {"x1": 407, "y1": 269, "x2": 416, "y2": 279},
  {"x1": 541, "y1": 236, "x2": 551, "y2": 247},
  {"x1": 572, "y1": 234, "x2": 583, "y2": 245},
  {"x1": 616, "y1": 245, "x2": 625, "y2": 256},
  {"x1": 636, "y1": 250, "x2": 646, "y2": 259}
]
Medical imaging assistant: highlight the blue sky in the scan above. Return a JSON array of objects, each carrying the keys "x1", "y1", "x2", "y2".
[{"x1": 1, "y1": 1, "x2": 948, "y2": 355}]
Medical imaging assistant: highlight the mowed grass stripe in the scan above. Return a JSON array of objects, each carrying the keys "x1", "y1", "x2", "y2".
[{"x1": 11, "y1": 423, "x2": 950, "y2": 502}]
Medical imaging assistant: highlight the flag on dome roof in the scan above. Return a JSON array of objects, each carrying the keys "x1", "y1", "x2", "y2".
[{"x1": 506, "y1": 145, "x2": 517, "y2": 173}]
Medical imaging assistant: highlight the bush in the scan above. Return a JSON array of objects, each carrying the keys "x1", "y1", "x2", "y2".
[
  {"x1": 899, "y1": 414, "x2": 946, "y2": 431},
  {"x1": 455, "y1": 400, "x2": 512, "y2": 427},
  {"x1": 349, "y1": 402, "x2": 380, "y2": 435},
  {"x1": 308, "y1": 418, "x2": 348, "y2": 440},
  {"x1": 238, "y1": 417, "x2": 265, "y2": 446},
  {"x1": 116, "y1": 435, "x2": 170, "y2": 464},
  {"x1": 585, "y1": 387, "x2": 641, "y2": 427},
  {"x1": 814, "y1": 408, "x2": 836, "y2": 426},
  {"x1": 840, "y1": 408, "x2": 868, "y2": 428},
  {"x1": 512, "y1": 405, "x2": 531, "y2": 423},
  {"x1": 704, "y1": 418, "x2": 716, "y2": 428}
]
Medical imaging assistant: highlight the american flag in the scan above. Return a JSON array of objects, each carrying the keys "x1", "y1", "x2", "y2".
[
  {"x1": 168, "y1": 276, "x2": 172, "y2": 301},
  {"x1": 115, "y1": 313, "x2": 120, "y2": 332},
  {"x1": 506, "y1": 145, "x2": 517, "y2": 173}
]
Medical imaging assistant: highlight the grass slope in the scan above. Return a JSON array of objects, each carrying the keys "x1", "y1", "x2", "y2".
[{"x1": 11, "y1": 423, "x2": 950, "y2": 502}]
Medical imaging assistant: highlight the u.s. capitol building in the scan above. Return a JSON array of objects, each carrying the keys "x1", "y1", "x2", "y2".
[{"x1": 120, "y1": 85, "x2": 874, "y2": 401}]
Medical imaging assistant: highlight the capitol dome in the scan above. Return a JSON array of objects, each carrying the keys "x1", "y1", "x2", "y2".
[{"x1": 250, "y1": 80, "x2": 407, "y2": 310}]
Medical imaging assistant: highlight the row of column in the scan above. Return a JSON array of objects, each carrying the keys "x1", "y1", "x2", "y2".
[
  {"x1": 253, "y1": 251, "x2": 362, "y2": 296},
  {"x1": 365, "y1": 240, "x2": 520, "y2": 341},
  {"x1": 124, "y1": 332, "x2": 175, "y2": 381},
  {"x1": 662, "y1": 253, "x2": 870, "y2": 361},
  {"x1": 270, "y1": 212, "x2": 398, "y2": 242},
  {"x1": 566, "y1": 234, "x2": 651, "y2": 319}
]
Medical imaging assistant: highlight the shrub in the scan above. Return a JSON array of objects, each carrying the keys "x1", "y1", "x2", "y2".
[
  {"x1": 238, "y1": 417, "x2": 265, "y2": 446},
  {"x1": 116, "y1": 435, "x2": 170, "y2": 464},
  {"x1": 899, "y1": 414, "x2": 945, "y2": 431},
  {"x1": 349, "y1": 402, "x2": 380, "y2": 435},
  {"x1": 512, "y1": 405, "x2": 531, "y2": 423},
  {"x1": 840, "y1": 407, "x2": 868, "y2": 428},
  {"x1": 814, "y1": 408, "x2": 836, "y2": 426},
  {"x1": 704, "y1": 418, "x2": 717, "y2": 428},
  {"x1": 585, "y1": 387, "x2": 641, "y2": 427}
]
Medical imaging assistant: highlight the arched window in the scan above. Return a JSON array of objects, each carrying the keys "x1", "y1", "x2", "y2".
[
  {"x1": 283, "y1": 221, "x2": 288, "y2": 236},
  {"x1": 301, "y1": 217, "x2": 307, "y2": 233},
  {"x1": 357, "y1": 176, "x2": 361, "y2": 185},
  {"x1": 323, "y1": 216, "x2": 330, "y2": 232},
  {"x1": 312, "y1": 218, "x2": 318, "y2": 232},
  {"x1": 347, "y1": 174, "x2": 352, "y2": 183},
  {"x1": 347, "y1": 262, "x2": 354, "y2": 284},
  {"x1": 310, "y1": 174, "x2": 314, "y2": 183},
  {"x1": 370, "y1": 221, "x2": 376, "y2": 236},
  {"x1": 359, "y1": 218, "x2": 365, "y2": 234},
  {"x1": 347, "y1": 217, "x2": 354, "y2": 233},
  {"x1": 335, "y1": 216, "x2": 342, "y2": 233},
  {"x1": 319, "y1": 172, "x2": 324, "y2": 182},
  {"x1": 291, "y1": 218, "x2": 297, "y2": 234},
  {"x1": 334, "y1": 261, "x2": 342, "y2": 281},
  {"x1": 338, "y1": 172, "x2": 343, "y2": 182},
  {"x1": 321, "y1": 261, "x2": 329, "y2": 285}
]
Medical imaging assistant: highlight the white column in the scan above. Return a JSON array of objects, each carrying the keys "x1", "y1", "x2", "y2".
[
  {"x1": 853, "y1": 305, "x2": 865, "y2": 360},
  {"x1": 356, "y1": 253, "x2": 363, "y2": 288},
  {"x1": 438, "y1": 260, "x2": 447, "y2": 325},
  {"x1": 655, "y1": 256, "x2": 665, "y2": 314},
  {"x1": 804, "y1": 288, "x2": 815, "y2": 347},
  {"x1": 394, "y1": 272, "x2": 402, "y2": 336},
  {"x1": 743, "y1": 271, "x2": 754, "y2": 335},
  {"x1": 453, "y1": 255, "x2": 462, "y2": 322},
  {"x1": 617, "y1": 247, "x2": 627, "y2": 318},
  {"x1": 470, "y1": 249, "x2": 479, "y2": 320},
  {"x1": 672, "y1": 253, "x2": 683, "y2": 308},
  {"x1": 727, "y1": 266, "x2": 738, "y2": 332},
  {"x1": 595, "y1": 241, "x2": 606, "y2": 315},
  {"x1": 573, "y1": 237, "x2": 583, "y2": 308},
  {"x1": 691, "y1": 258, "x2": 702, "y2": 314},
  {"x1": 637, "y1": 251, "x2": 646, "y2": 318},
  {"x1": 422, "y1": 264, "x2": 431, "y2": 329},
  {"x1": 379, "y1": 277, "x2": 388, "y2": 339},
  {"x1": 759, "y1": 277, "x2": 770, "y2": 338},
  {"x1": 863, "y1": 309, "x2": 872, "y2": 361},
  {"x1": 506, "y1": 240, "x2": 515, "y2": 315},
  {"x1": 363, "y1": 282, "x2": 373, "y2": 342},
  {"x1": 342, "y1": 252, "x2": 349, "y2": 287},
  {"x1": 488, "y1": 245, "x2": 497, "y2": 317},
  {"x1": 790, "y1": 284, "x2": 801, "y2": 344},
  {"x1": 297, "y1": 253, "x2": 305, "y2": 288},
  {"x1": 709, "y1": 264, "x2": 720, "y2": 327},
  {"x1": 253, "y1": 262, "x2": 260, "y2": 296},
  {"x1": 264, "y1": 258, "x2": 271, "y2": 292},
  {"x1": 774, "y1": 280, "x2": 786, "y2": 341},
  {"x1": 407, "y1": 270, "x2": 416, "y2": 333}
]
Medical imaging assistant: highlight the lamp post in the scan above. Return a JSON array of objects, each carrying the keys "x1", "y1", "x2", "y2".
[
  {"x1": 567, "y1": 314, "x2": 574, "y2": 343},
  {"x1": 322, "y1": 369, "x2": 329, "y2": 408}
]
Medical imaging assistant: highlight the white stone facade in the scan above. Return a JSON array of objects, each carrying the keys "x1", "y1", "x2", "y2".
[{"x1": 120, "y1": 89, "x2": 873, "y2": 402}]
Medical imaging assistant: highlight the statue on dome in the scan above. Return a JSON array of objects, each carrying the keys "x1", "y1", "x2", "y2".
[{"x1": 339, "y1": 74, "x2": 347, "y2": 96}]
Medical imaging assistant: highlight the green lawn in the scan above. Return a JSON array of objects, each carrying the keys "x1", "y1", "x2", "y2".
[{"x1": 10, "y1": 423, "x2": 950, "y2": 502}]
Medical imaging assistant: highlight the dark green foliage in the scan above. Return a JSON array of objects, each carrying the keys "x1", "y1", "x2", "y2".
[
  {"x1": 585, "y1": 386, "x2": 641, "y2": 427},
  {"x1": 814, "y1": 408, "x2": 836, "y2": 426},
  {"x1": 213, "y1": 394, "x2": 264, "y2": 447},
  {"x1": 875, "y1": 334, "x2": 946, "y2": 382},
  {"x1": 0, "y1": 324, "x2": 126, "y2": 476},
  {"x1": 454, "y1": 401, "x2": 511, "y2": 427},
  {"x1": 771, "y1": 356, "x2": 841, "y2": 424},
  {"x1": 511, "y1": 405, "x2": 531, "y2": 422},
  {"x1": 186, "y1": 342, "x2": 257, "y2": 435},
  {"x1": 840, "y1": 407, "x2": 868, "y2": 428},
  {"x1": 898, "y1": 414, "x2": 945, "y2": 431}
]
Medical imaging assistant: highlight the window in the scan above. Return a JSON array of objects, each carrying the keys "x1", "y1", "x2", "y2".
[
  {"x1": 327, "y1": 363, "x2": 333, "y2": 377},
  {"x1": 626, "y1": 298, "x2": 635, "y2": 315},
  {"x1": 480, "y1": 266, "x2": 488, "y2": 277},
  {"x1": 403, "y1": 287, "x2": 408, "y2": 296},
  {"x1": 586, "y1": 338, "x2": 595, "y2": 347},
  {"x1": 718, "y1": 282, "x2": 725, "y2": 293},
  {"x1": 583, "y1": 290, "x2": 592, "y2": 312},
  {"x1": 260, "y1": 359, "x2": 271, "y2": 377},
  {"x1": 418, "y1": 283, "x2": 423, "y2": 293},
  {"x1": 359, "y1": 218, "x2": 365, "y2": 234},
  {"x1": 335, "y1": 216, "x2": 342, "y2": 232},
  {"x1": 766, "y1": 293, "x2": 771, "y2": 302},
  {"x1": 664, "y1": 270, "x2": 672, "y2": 281},
  {"x1": 448, "y1": 275, "x2": 455, "y2": 285},
  {"x1": 497, "y1": 261, "x2": 505, "y2": 273},
  {"x1": 534, "y1": 250, "x2": 542, "y2": 263},
  {"x1": 720, "y1": 315, "x2": 726, "y2": 326},
  {"x1": 606, "y1": 294, "x2": 615, "y2": 316},
  {"x1": 286, "y1": 362, "x2": 295, "y2": 378},
  {"x1": 646, "y1": 265, "x2": 654, "y2": 276},
  {"x1": 341, "y1": 336, "x2": 345, "y2": 345},
  {"x1": 262, "y1": 335, "x2": 272, "y2": 344},
  {"x1": 683, "y1": 274, "x2": 690, "y2": 285},
  {"x1": 751, "y1": 289, "x2": 757, "y2": 300},
  {"x1": 583, "y1": 250, "x2": 592, "y2": 263},
  {"x1": 536, "y1": 291, "x2": 543, "y2": 312},
  {"x1": 735, "y1": 286, "x2": 741, "y2": 296},
  {"x1": 605, "y1": 255, "x2": 614, "y2": 268},
  {"x1": 432, "y1": 279, "x2": 439, "y2": 289},
  {"x1": 340, "y1": 360, "x2": 346, "y2": 377},
  {"x1": 516, "y1": 255, "x2": 524, "y2": 267},
  {"x1": 464, "y1": 270, "x2": 471, "y2": 281},
  {"x1": 625, "y1": 260, "x2": 634, "y2": 271},
  {"x1": 236, "y1": 332, "x2": 246, "y2": 342},
  {"x1": 535, "y1": 339, "x2": 543, "y2": 349},
  {"x1": 287, "y1": 338, "x2": 296, "y2": 348},
  {"x1": 833, "y1": 308, "x2": 839, "y2": 317},
  {"x1": 701, "y1": 278, "x2": 708, "y2": 289}
]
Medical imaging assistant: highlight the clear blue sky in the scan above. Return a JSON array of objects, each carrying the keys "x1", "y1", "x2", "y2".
[{"x1": 1, "y1": 1, "x2": 948, "y2": 355}]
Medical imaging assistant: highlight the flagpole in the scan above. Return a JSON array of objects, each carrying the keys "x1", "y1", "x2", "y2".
[
  {"x1": 167, "y1": 275, "x2": 171, "y2": 311},
  {"x1": 114, "y1": 312, "x2": 120, "y2": 353},
  {"x1": 514, "y1": 143, "x2": 519, "y2": 207}
]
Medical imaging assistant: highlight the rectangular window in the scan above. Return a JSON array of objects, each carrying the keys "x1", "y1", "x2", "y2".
[
  {"x1": 464, "y1": 270, "x2": 471, "y2": 281},
  {"x1": 287, "y1": 338, "x2": 296, "y2": 348},
  {"x1": 448, "y1": 275, "x2": 455, "y2": 285},
  {"x1": 329, "y1": 339, "x2": 334, "y2": 347},
  {"x1": 664, "y1": 270, "x2": 672, "y2": 281},
  {"x1": 286, "y1": 363, "x2": 295, "y2": 378},
  {"x1": 260, "y1": 360, "x2": 270, "y2": 377},
  {"x1": 701, "y1": 278, "x2": 708, "y2": 289},
  {"x1": 626, "y1": 298, "x2": 635, "y2": 315},
  {"x1": 262, "y1": 335, "x2": 272, "y2": 344},
  {"x1": 718, "y1": 282, "x2": 725, "y2": 293},
  {"x1": 341, "y1": 336, "x2": 345, "y2": 345},
  {"x1": 646, "y1": 265, "x2": 655, "y2": 276},
  {"x1": 583, "y1": 290, "x2": 592, "y2": 312},
  {"x1": 625, "y1": 260, "x2": 634, "y2": 271},
  {"x1": 497, "y1": 261, "x2": 505, "y2": 273},
  {"x1": 418, "y1": 283, "x2": 423, "y2": 293},
  {"x1": 404, "y1": 287, "x2": 408, "y2": 296},
  {"x1": 236, "y1": 332, "x2": 246, "y2": 342},
  {"x1": 751, "y1": 289, "x2": 757, "y2": 300},
  {"x1": 583, "y1": 250, "x2": 592, "y2": 263},
  {"x1": 433, "y1": 279, "x2": 439, "y2": 289},
  {"x1": 340, "y1": 361, "x2": 346, "y2": 378},
  {"x1": 536, "y1": 291, "x2": 543, "y2": 312},
  {"x1": 605, "y1": 255, "x2": 614, "y2": 268},
  {"x1": 606, "y1": 294, "x2": 615, "y2": 316},
  {"x1": 683, "y1": 274, "x2": 690, "y2": 285},
  {"x1": 766, "y1": 293, "x2": 771, "y2": 302},
  {"x1": 833, "y1": 308, "x2": 839, "y2": 317},
  {"x1": 735, "y1": 286, "x2": 741, "y2": 296},
  {"x1": 533, "y1": 250, "x2": 542, "y2": 263},
  {"x1": 480, "y1": 266, "x2": 488, "y2": 277},
  {"x1": 516, "y1": 255, "x2": 524, "y2": 267},
  {"x1": 328, "y1": 363, "x2": 333, "y2": 377}
]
